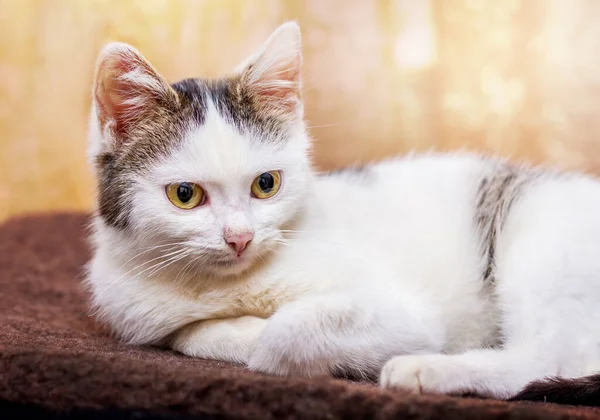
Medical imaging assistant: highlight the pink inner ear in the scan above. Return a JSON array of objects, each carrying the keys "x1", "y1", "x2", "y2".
[
  {"x1": 261, "y1": 66, "x2": 300, "y2": 98},
  {"x1": 250, "y1": 55, "x2": 301, "y2": 112},
  {"x1": 94, "y1": 52, "x2": 162, "y2": 137}
]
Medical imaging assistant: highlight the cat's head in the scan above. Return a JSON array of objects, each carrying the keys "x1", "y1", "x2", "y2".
[{"x1": 88, "y1": 22, "x2": 312, "y2": 277}]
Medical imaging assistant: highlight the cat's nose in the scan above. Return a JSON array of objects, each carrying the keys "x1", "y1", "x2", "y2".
[{"x1": 225, "y1": 232, "x2": 254, "y2": 256}]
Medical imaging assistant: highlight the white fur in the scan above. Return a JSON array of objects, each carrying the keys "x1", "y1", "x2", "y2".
[{"x1": 86, "y1": 23, "x2": 600, "y2": 399}]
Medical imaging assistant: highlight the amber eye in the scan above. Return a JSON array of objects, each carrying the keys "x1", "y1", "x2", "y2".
[
  {"x1": 251, "y1": 171, "x2": 282, "y2": 199},
  {"x1": 166, "y1": 182, "x2": 205, "y2": 209}
]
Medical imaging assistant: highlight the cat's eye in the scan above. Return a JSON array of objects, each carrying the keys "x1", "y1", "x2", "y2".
[
  {"x1": 251, "y1": 171, "x2": 282, "y2": 199},
  {"x1": 166, "y1": 182, "x2": 205, "y2": 209}
]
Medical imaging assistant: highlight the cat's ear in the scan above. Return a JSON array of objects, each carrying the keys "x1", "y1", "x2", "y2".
[
  {"x1": 237, "y1": 22, "x2": 302, "y2": 116},
  {"x1": 92, "y1": 42, "x2": 178, "y2": 149}
]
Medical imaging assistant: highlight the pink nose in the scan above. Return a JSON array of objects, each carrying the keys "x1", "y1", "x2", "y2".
[{"x1": 225, "y1": 232, "x2": 254, "y2": 256}]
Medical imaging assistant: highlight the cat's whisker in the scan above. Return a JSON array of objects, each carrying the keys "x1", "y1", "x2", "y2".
[
  {"x1": 174, "y1": 259, "x2": 194, "y2": 284},
  {"x1": 173, "y1": 255, "x2": 201, "y2": 285},
  {"x1": 139, "y1": 254, "x2": 192, "y2": 290},
  {"x1": 271, "y1": 238, "x2": 376, "y2": 265},
  {"x1": 127, "y1": 248, "x2": 188, "y2": 275},
  {"x1": 94, "y1": 248, "x2": 191, "y2": 300},
  {"x1": 274, "y1": 237, "x2": 346, "y2": 247},
  {"x1": 118, "y1": 242, "x2": 189, "y2": 267},
  {"x1": 305, "y1": 124, "x2": 341, "y2": 129},
  {"x1": 185, "y1": 257, "x2": 202, "y2": 280},
  {"x1": 154, "y1": 255, "x2": 190, "y2": 280},
  {"x1": 147, "y1": 250, "x2": 192, "y2": 277}
]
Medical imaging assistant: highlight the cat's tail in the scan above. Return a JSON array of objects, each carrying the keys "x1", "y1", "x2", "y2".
[{"x1": 510, "y1": 374, "x2": 600, "y2": 407}]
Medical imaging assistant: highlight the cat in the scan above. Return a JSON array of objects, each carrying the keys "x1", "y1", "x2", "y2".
[{"x1": 85, "y1": 21, "x2": 600, "y2": 404}]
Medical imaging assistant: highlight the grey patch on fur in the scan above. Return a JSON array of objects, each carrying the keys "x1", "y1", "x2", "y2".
[
  {"x1": 171, "y1": 78, "x2": 208, "y2": 125},
  {"x1": 172, "y1": 77, "x2": 290, "y2": 144},
  {"x1": 475, "y1": 162, "x2": 538, "y2": 285},
  {"x1": 96, "y1": 153, "x2": 132, "y2": 229},
  {"x1": 207, "y1": 78, "x2": 290, "y2": 143}
]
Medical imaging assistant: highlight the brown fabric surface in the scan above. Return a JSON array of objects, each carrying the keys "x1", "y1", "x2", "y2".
[{"x1": 1, "y1": 213, "x2": 599, "y2": 419}]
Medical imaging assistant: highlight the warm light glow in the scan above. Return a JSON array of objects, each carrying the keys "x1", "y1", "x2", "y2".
[
  {"x1": 394, "y1": 0, "x2": 436, "y2": 69},
  {"x1": 1, "y1": 1, "x2": 599, "y2": 220}
]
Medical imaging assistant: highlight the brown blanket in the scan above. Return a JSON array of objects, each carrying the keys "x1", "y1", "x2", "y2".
[{"x1": 1, "y1": 213, "x2": 599, "y2": 419}]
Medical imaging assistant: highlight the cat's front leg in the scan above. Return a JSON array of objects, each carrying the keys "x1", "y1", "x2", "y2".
[
  {"x1": 171, "y1": 316, "x2": 267, "y2": 364},
  {"x1": 379, "y1": 349, "x2": 549, "y2": 399},
  {"x1": 248, "y1": 291, "x2": 443, "y2": 378}
]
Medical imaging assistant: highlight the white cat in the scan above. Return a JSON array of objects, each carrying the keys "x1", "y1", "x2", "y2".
[{"x1": 85, "y1": 22, "x2": 600, "y2": 402}]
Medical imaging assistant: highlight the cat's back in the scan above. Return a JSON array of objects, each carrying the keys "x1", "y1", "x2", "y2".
[
  {"x1": 314, "y1": 151, "x2": 492, "y2": 231},
  {"x1": 311, "y1": 152, "x2": 491, "y2": 282}
]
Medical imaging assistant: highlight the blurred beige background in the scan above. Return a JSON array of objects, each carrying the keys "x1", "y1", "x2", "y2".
[{"x1": 2, "y1": 0, "x2": 600, "y2": 221}]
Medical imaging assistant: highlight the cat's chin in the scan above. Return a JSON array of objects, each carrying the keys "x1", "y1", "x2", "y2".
[
  {"x1": 204, "y1": 254, "x2": 258, "y2": 278},
  {"x1": 203, "y1": 242, "x2": 277, "y2": 278}
]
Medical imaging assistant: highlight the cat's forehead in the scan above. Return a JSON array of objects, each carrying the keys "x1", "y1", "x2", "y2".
[
  {"x1": 158, "y1": 99, "x2": 286, "y2": 182},
  {"x1": 108, "y1": 77, "x2": 291, "y2": 174},
  {"x1": 172, "y1": 78, "x2": 289, "y2": 144}
]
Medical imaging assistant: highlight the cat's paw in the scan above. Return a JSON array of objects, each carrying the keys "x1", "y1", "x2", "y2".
[
  {"x1": 379, "y1": 355, "x2": 457, "y2": 395},
  {"x1": 247, "y1": 293, "x2": 386, "y2": 378},
  {"x1": 247, "y1": 322, "x2": 330, "y2": 377},
  {"x1": 246, "y1": 298, "x2": 342, "y2": 377},
  {"x1": 172, "y1": 316, "x2": 268, "y2": 364}
]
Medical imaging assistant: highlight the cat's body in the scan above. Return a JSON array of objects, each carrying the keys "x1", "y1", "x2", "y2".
[{"x1": 86, "y1": 22, "x2": 600, "y2": 402}]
